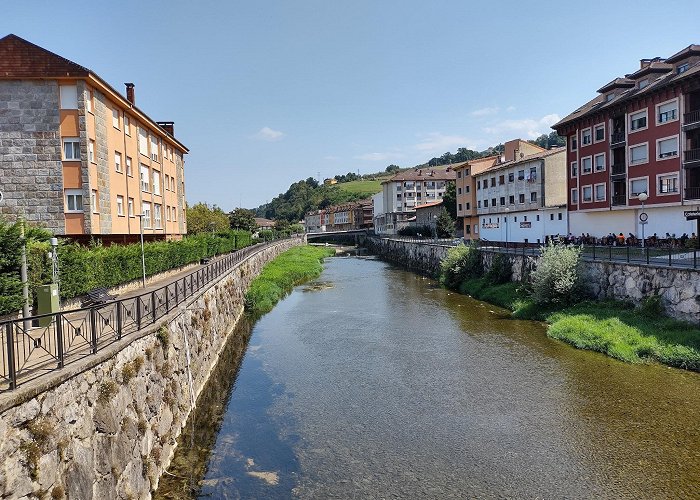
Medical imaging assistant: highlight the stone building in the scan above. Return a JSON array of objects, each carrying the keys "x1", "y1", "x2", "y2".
[{"x1": 0, "y1": 34, "x2": 188, "y2": 242}]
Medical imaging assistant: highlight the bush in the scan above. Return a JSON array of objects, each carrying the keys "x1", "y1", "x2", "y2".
[
  {"x1": 440, "y1": 243, "x2": 482, "y2": 290},
  {"x1": 484, "y1": 253, "x2": 512, "y2": 285},
  {"x1": 530, "y1": 243, "x2": 584, "y2": 305},
  {"x1": 398, "y1": 225, "x2": 434, "y2": 237}
]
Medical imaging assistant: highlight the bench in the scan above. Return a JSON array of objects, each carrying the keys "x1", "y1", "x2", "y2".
[{"x1": 81, "y1": 287, "x2": 117, "y2": 307}]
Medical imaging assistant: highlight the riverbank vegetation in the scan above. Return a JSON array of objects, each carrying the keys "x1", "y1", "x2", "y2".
[
  {"x1": 245, "y1": 245, "x2": 335, "y2": 316},
  {"x1": 440, "y1": 243, "x2": 700, "y2": 371}
]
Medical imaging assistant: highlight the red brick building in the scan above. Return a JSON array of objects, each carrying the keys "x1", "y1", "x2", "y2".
[{"x1": 553, "y1": 45, "x2": 700, "y2": 239}]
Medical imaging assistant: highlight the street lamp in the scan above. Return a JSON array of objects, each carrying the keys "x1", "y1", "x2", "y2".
[
  {"x1": 49, "y1": 237, "x2": 60, "y2": 308},
  {"x1": 135, "y1": 214, "x2": 147, "y2": 287},
  {"x1": 638, "y1": 192, "x2": 649, "y2": 248}
]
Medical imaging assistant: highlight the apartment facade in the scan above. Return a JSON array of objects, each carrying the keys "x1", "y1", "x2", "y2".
[
  {"x1": 454, "y1": 155, "x2": 499, "y2": 239},
  {"x1": 0, "y1": 34, "x2": 188, "y2": 241},
  {"x1": 304, "y1": 199, "x2": 373, "y2": 232},
  {"x1": 553, "y1": 44, "x2": 700, "y2": 238},
  {"x1": 474, "y1": 142, "x2": 567, "y2": 243},
  {"x1": 378, "y1": 167, "x2": 456, "y2": 234}
]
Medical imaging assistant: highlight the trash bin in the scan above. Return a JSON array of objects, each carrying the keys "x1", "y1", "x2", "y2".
[{"x1": 36, "y1": 284, "x2": 60, "y2": 327}]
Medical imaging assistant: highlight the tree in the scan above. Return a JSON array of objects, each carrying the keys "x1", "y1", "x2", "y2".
[
  {"x1": 274, "y1": 219, "x2": 291, "y2": 232},
  {"x1": 441, "y1": 182, "x2": 457, "y2": 220},
  {"x1": 229, "y1": 208, "x2": 257, "y2": 232},
  {"x1": 436, "y1": 207, "x2": 455, "y2": 238},
  {"x1": 385, "y1": 164, "x2": 400, "y2": 173},
  {"x1": 186, "y1": 203, "x2": 230, "y2": 234},
  {"x1": 530, "y1": 131, "x2": 565, "y2": 149}
]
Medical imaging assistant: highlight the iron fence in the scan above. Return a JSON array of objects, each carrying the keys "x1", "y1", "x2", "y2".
[{"x1": 0, "y1": 238, "x2": 298, "y2": 392}]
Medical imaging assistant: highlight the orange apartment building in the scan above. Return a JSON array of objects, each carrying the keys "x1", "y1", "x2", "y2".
[
  {"x1": 453, "y1": 155, "x2": 499, "y2": 239},
  {"x1": 0, "y1": 34, "x2": 188, "y2": 242}
]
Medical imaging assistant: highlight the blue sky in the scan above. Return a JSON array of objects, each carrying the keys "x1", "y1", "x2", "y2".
[{"x1": 2, "y1": 0, "x2": 698, "y2": 209}]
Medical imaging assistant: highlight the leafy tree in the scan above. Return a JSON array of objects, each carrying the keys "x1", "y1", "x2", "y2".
[
  {"x1": 385, "y1": 164, "x2": 400, "y2": 173},
  {"x1": 441, "y1": 182, "x2": 457, "y2": 220},
  {"x1": 0, "y1": 219, "x2": 24, "y2": 314},
  {"x1": 274, "y1": 219, "x2": 291, "y2": 232},
  {"x1": 436, "y1": 207, "x2": 455, "y2": 238},
  {"x1": 530, "y1": 131, "x2": 565, "y2": 149},
  {"x1": 229, "y1": 208, "x2": 257, "y2": 232},
  {"x1": 530, "y1": 243, "x2": 584, "y2": 305},
  {"x1": 186, "y1": 203, "x2": 230, "y2": 234}
]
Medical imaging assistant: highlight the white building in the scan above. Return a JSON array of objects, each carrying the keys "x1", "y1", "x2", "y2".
[
  {"x1": 475, "y1": 144, "x2": 568, "y2": 244},
  {"x1": 372, "y1": 192, "x2": 385, "y2": 234}
]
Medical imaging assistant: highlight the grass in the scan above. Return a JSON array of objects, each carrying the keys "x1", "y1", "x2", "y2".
[
  {"x1": 452, "y1": 278, "x2": 700, "y2": 371},
  {"x1": 335, "y1": 179, "x2": 385, "y2": 197},
  {"x1": 245, "y1": 245, "x2": 335, "y2": 316}
]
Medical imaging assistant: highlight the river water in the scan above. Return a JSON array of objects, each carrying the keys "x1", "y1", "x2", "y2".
[{"x1": 157, "y1": 256, "x2": 700, "y2": 499}]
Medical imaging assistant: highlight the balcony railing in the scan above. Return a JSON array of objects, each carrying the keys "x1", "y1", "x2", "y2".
[
  {"x1": 684, "y1": 109, "x2": 700, "y2": 126},
  {"x1": 611, "y1": 194, "x2": 627, "y2": 206},
  {"x1": 684, "y1": 148, "x2": 700, "y2": 164},
  {"x1": 610, "y1": 132, "x2": 625, "y2": 145},
  {"x1": 611, "y1": 163, "x2": 626, "y2": 176},
  {"x1": 685, "y1": 187, "x2": 700, "y2": 200}
]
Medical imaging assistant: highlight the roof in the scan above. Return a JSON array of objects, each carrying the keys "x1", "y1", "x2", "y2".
[
  {"x1": 475, "y1": 147, "x2": 565, "y2": 176},
  {"x1": 414, "y1": 200, "x2": 443, "y2": 210},
  {"x1": 254, "y1": 217, "x2": 275, "y2": 227},
  {"x1": 0, "y1": 34, "x2": 188, "y2": 152},
  {"x1": 383, "y1": 167, "x2": 457, "y2": 183},
  {"x1": 554, "y1": 45, "x2": 700, "y2": 131}
]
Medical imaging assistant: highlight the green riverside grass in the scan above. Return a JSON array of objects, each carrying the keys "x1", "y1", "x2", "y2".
[
  {"x1": 245, "y1": 245, "x2": 335, "y2": 316},
  {"x1": 446, "y1": 273, "x2": 700, "y2": 372}
]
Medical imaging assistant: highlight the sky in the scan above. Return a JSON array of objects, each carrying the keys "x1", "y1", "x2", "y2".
[{"x1": 2, "y1": 0, "x2": 699, "y2": 210}]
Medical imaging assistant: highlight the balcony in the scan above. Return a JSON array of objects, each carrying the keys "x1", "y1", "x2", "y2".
[
  {"x1": 685, "y1": 187, "x2": 700, "y2": 200},
  {"x1": 684, "y1": 148, "x2": 700, "y2": 165},
  {"x1": 610, "y1": 132, "x2": 626, "y2": 147},
  {"x1": 610, "y1": 163, "x2": 626, "y2": 176},
  {"x1": 684, "y1": 109, "x2": 700, "y2": 129},
  {"x1": 611, "y1": 194, "x2": 627, "y2": 206}
]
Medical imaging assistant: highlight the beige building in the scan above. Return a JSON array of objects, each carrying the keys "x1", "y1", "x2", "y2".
[{"x1": 0, "y1": 34, "x2": 188, "y2": 242}]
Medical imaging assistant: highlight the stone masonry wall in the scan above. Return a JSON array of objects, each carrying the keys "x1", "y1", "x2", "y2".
[
  {"x1": 366, "y1": 237, "x2": 700, "y2": 324},
  {"x1": 0, "y1": 238, "x2": 302, "y2": 499},
  {"x1": 0, "y1": 81, "x2": 64, "y2": 234},
  {"x1": 92, "y1": 89, "x2": 111, "y2": 234}
]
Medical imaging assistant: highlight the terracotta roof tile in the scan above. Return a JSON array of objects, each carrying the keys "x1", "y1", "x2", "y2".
[{"x1": 0, "y1": 34, "x2": 90, "y2": 78}]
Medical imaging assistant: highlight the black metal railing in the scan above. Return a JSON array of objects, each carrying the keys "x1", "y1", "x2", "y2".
[
  {"x1": 684, "y1": 109, "x2": 700, "y2": 126},
  {"x1": 685, "y1": 187, "x2": 700, "y2": 200},
  {"x1": 610, "y1": 132, "x2": 626, "y2": 145},
  {"x1": 611, "y1": 194, "x2": 627, "y2": 206},
  {"x1": 0, "y1": 238, "x2": 299, "y2": 392},
  {"x1": 611, "y1": 163, "x2": 626, "y2": 176},
  {"x1": 684, "y1": 148, "x2": 700, "y2": 163}
]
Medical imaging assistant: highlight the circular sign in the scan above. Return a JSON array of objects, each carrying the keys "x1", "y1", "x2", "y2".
[{"x1": 639, "y1": 212, "x2": 648, "y2": 222}]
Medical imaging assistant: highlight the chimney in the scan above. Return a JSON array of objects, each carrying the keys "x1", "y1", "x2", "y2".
[
  {"x1": 158, "y1": 122, "x2": 175, "y2": 136},
  {"x1": 418, "y1": 169, "x2": 422, "y2": 175},
  {"x1": 125, "y1": 83, "x2": 135, "y2": 104}
]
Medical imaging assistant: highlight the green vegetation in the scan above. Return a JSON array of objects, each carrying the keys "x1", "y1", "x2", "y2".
[
  {"x1": 439, "y1": 244, "x2": 700, "y2": 371},
  {"x1": 245, "y1": 245, "x2": 335, "y2": 316},
  {"x1": 229, "y1": 208, "x2": 258, "y2": 232},
  {"x1": 335, "y1": 178, "x2": 384, "y2": 197},
  {"x1": 436, "y1": 207, "x2": 455, "y2": 238},
  {"x1": 185, "y1": 202, "x2": 231, "y2": 234}
]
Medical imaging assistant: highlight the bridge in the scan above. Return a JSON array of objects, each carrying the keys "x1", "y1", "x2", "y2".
[{"x1": 306, "y1": 229, "x2": 369, "y2": 243}]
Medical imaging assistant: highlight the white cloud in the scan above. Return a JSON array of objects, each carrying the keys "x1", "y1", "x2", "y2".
[
  {"x1": 413, "y1": 132, "x2": 473, "y2": 153},
  {"x1": 470, "y1": 106, "x2": 500, "y2": 117},
  {"x1": 354, "y1": 152, "x2": 396, "y2": 161},
  {"x1": 254, "y1": 126, "x2": 285, "y2": 141},
  {"x1": 483, "y1": 113, "x2": 561, "y2": 140}
]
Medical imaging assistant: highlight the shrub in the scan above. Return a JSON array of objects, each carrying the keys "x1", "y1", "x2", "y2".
[
  {"x1": 440, "y1": 243, "x2": 482, "y2": 290},
  {"x1": 530, "y1": 243, "x2": 585, "y2": 305},
  {"x1": 639, "y1": 294, "x2": 664, "y2": 317},
  {"x1": 484, "y1": 253, "x2": 512, "y2": 285}
]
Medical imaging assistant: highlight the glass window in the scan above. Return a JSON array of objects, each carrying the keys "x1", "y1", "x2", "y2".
[
  {"x1": 571, "y1": 161, "x2": 578, "y2": 177},
  {"x1": 126, "y1": 156, "x2": 132, "y2": 176},
  {"x1": 91, "y1": 189, "x2": 98, "y2": 213},
  {"x1": 128, "y1": 198, "x2": 134, "y2": 216},
  {"x1": 595, "y1": 184, "x2": 605, "y2": 201},
  {"x1": 124, "y1": 115, "x2": 131, "y2": 135},
  {"x1": 582, "y1": 157, "x2": 592, "y2": 173},
  {"x1": 116, "y1": 195, "x2": 124, "y2": 216},
  {"x1": 153, "y1": 170, "x2": 161, "y2": 195},
  {"x1": 112, "y1": 108, "x2": 120, "y2": 129},
  {"x1": 65, "y1": 189, "x2": 83, "y2": 212},
  {"x1": 88, "y1": 140, "x2": 95, "y2": 163},
  {"x1": 658, "y1": 101, "x2": 678, "y2": 123},
  {"x1": 59, "y1": 85, "x2": 78, "y2": 109},
  {"x1": 594, "y1": 125, "x2": 605, "y2": 142},
  {"x1": 518, "y1": 193, "x2": 525, "y2": 203},
  {"x1": 140, "y1": 165, "x2": 150, "y2": 192},
  {"x1": 630, "y1": 178, "x2": 648, "y2": 197},
  {"x1": 659, "y1": 175, "x2": 678, "y2": 194},
  {"x1": 582, "y1": 186, "x2": 592, "y2": 202},
  {"x1": 629, "y1": 110, "x2": 647, "y2": 131},
  {"x1": 63, "y1": 138, "x2": 80, "y2": 160},
  {"x1": 581, "y1": 128, "x2": 592, "y2": 145},
  {"x1": 571, "y1": 188, "x2": 578, "y2": 204},
  {"x1": 594, "y1": 154, "x2": 605, "y2": 171},
  {"x1": 142, "y1": 202, "x2": 152, "y2": 228},
  {"x1": 115, "y1": 151, "x2": 122, "y2": 172},
  {"x1": 658, "y1": 137, "x2": 678, "y2": 158},
  {"x1": 154, "y1": 204, "x2": 162, "y2": 228},
  {"x1": 630, "y1": 144, "x2": 648, "y2": 164},
  {"x1": 508, "y1": 172, "x2": 514, "y2": 182},
  {"x1": 530, "y1": 192, "x2": 537, "y2": 202}
]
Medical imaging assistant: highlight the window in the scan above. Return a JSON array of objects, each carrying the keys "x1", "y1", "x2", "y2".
[
  {"x1": 595, "y1": 183, "x2": 606, "y2": 202},
  {"x1": 606, "y1": 93, "x2": 615, "y2": 102},
  {"x1": 658, "y1": 174, "x2": 678, "y2": 194},
  {"x1": 508, "y1": 172, "x2": 514, "y2": 182},
  {"x1": 582, "y1": 186, "x2": 592, "y2": 202},
  {"x1": 86, "y1": 90, "x2": 93, "y2": 114},
  {"x1": 500, "y1": 197, "x2": 505, "y2": 206},
  {"x1": 478, "y1": 200, "x2": 482, "y2": 208},
  {"x1": 550, "y1": 213, "x2": 555, "y2": 220},
  {"x1": 518, "y1": 170, "x2": 525, "y2": 180},
  {"x1": 150, "y1": 135, "x2": 159, "y2": 162},
  {"x1": 128, "y1": 197, "x2": 134, "y2": 216},
  {"x1": 62, "y1": 138, "x2": 80, "y2": 160},
  {"x1": 458, "y1": 203, "x2": 462, "y2": 211},
  {"x1": 629, "y1": 143, "x2": 648, "y2": 165},
  {"x1": 465, "y1": 185, "x2": 470, "y2": 193},
  {"x1": 89, "y1": 140, "x2": 95, "y2": 163},
  {"x1": 126, "y1": 156, "x2": 132, "y2": 176},
  {"x1": 530, "y1": 192, "x2": 537, "y2": 202},
  {"x1": 465, "y1": 202, "x2": 470, "y2": 210},
  {"x1": 124, "y1": 115, "x2": 131, "y2": 136},
  {"x1": 571, "y1": 188, "x2": 578, "y2": 204},
  {"x1": 112, "y1": 108, "x2": 120, "y2": 129},
  {"x1": 483, "y1": 199, "x2": 488, "y2": 207},
  {"x1": 65, "y1": 189, "x2": 83, "y2": 212},
  {"x1": 558, "y1": 213, "x2": 563, "y2": 221},
  {"x1": 594, "y1": 153, "x2": 605, "y2": 172},
  {"x1": 638, "y1": 78, "x2": 649, "y2": 89},
  {"x1": 509, "y1": 195, "x2": 514, "y2": 205},
  {"x1": 116, "y1": 195, "x2": 124, "y2": 216},
  {"x1": 457, "y1": 187, "x2": 462, "y2": 195},
  {"x1": 491, "y1": 198, "x2": 496, "y2": 207},
  {"x1": 657, "y1": 136, "x2": 678, "y2": 159},
  {"x1": 518, "y1": 193, "x2": 525, "y2": 204},
  {"x1": 629, "y1": 110, "x2": 647, "y2": 131},
  {"x1": 154, "y1": 204, "x2": 162, "y2": 228},
  {"x1": 570, "y1": 135, "x2": 577, "y2": 151},
  {"x1": 581, "y1": 128, "x2": 592, "y2": 146},
  {"x1": 582, "y1": 157, "x2": 592, "y2": 174},
  {"x1": 115, "y1": 151, "x2": 122, "y2": 172},
  {"x1": 594, "y1": 124, "x2": 605, "y2": 142},
  {"x1": 140, "y1": 165, "x2": 150, "y2": 192},
  {"x1": 477, "y1": 180, "x2": 481, "y2": 190},
  {"x1": 490, "y1": 177, "x2": 496, "y2": 187},
  {"x1": 571, "y1": 161, "x2": 578, "y2": 177},
  {"x1": 59, "y1": 85, "x2": 78, "y2": 109},
  {"x1": 677, "y1": 63, "x2": 689, "y2": 74},
  {"x1": 457, "y1": 171, "x2": 462, "y2": 178},
  {"x1": 153, "y1": 170, "x2": 161, "y2": 195},
  {"x1": 657, "y1": 100, "x2": 678, "y2": 124},
  {"x1": 630, "y1": 178, "x2": 648, "y2": 197},
  {"x1": 499, "y1": 175, "x2": 505, "y2": 185},
  {"x1": 142, "y1": 202, "x2": 152, "y2": 228},
  {"x1": 138, "y1": 128, "x2": 149, "y2": 156},
  {"x1": 91, "y1": 189, "x2": 98, "y2": 213}
]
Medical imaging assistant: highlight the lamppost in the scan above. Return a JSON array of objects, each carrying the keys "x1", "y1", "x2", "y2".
[
  {"x1": 638, "y1": 192, "x2": 649, "y2": 247},
  {"x1": 135, "y1": 214, "x2": 147, "y2": 287},
  {"x1": 504, "y1": 207, "x2": 510, "y2": 249},
  {"x1": 49, "y1": 237, "x2": 60, "y2": 308}
]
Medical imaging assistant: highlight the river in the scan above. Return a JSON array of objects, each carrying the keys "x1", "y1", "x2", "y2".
[{"x1": 157, "y1": 255, "x2": 700, "y2": 499}]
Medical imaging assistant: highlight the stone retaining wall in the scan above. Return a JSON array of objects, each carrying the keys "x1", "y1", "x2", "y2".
[
  {"x1": 0, "y1": 238, "x2": 302, "y2": 499},
  {"x1": 366, "y1": 237, "x2": 700, "y2": 324}
]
